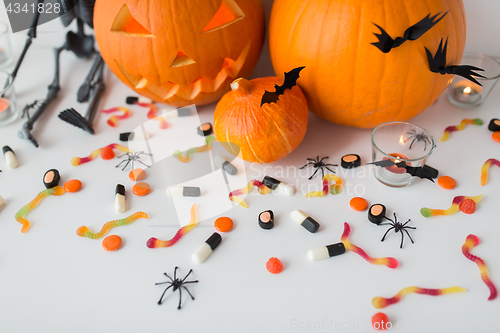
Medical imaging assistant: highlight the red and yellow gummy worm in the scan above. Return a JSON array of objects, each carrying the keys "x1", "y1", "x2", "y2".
[
  {"x1": 341, "y1": 222, "x2": 399, "y2": 269},
  {"x1": 462, "y1": 234, "x2": 498, "y2": 301},
  {"x1": 15, "y1": 186, "x2": 64, "y2": 233},
  {"x1": 173, "y1": 136, "x2": 216, "y2": 163},
  {"x1": 76, "y1": 212, "x2": 148, "y2": 239},
  {"x1": 441, "y1": 118, "x2": 483, "y2": 142},
  {"x1": 101, "y1": 106, "x2": 132, "y2": 127},
  {"x1": 305, "y1": 174, "x2": 343, "y2": 197},
  {"x1": 71, "y1": 143, "x2": 129, "y2": 166},
  {"x1": 420, "y1": 195, "x2": 483, "y2": 218},
  {"x1": 480, "y1": 158, "x2": 500, "y2": 186},
  {"x1": 147, "y1": 203, "x2": 197, "y2": 248},
  {"x1": 229, "y1": 180, "x2": 271, "y2": 208},
  {"x1": 135, "y1": 102, "x2": 169, "y2": 129},
  {"x1": 372, "y1": 286, "x2": 467, "y2": 309}
]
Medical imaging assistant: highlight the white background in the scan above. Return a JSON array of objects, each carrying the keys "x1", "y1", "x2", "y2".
[{"x1": 0, "y1": 1, "x2": 500, "y2": 332}]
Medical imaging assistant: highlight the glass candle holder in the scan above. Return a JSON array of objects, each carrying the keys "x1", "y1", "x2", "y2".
[
  {"x1": 0, "y1": 70, "x2": 18, "y2": 126},
  {"x1": 371, "y1": 122, "x2": 435, "y2": 188},
  {"x1": 0, "y1": 22, "x2": 13, "y2": 69},
  {"x1": 447, "y1": 53, "x2": 500, "y2": 108}
]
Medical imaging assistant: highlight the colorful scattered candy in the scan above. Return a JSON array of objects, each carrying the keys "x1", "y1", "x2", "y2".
[
  {"x1": 437, "y1": 176, "x2": 456, "y2": 189},
  {"x1": 63, "y1": 179, "x2": 82, "y2": 192},
  {"x1": 135, "y1": 102, "x2": 169, "y2": 129},
  {"x1": 372, "y1": 313, "x2": 390, "y2": 331},
  {"x1": 132, "y1": 182, "x2": 150, "y2": 196},
  {"x1": 101, "y1": 106, "x2": 132, "y2": 127},
  {"x1": 290, "y1": 210, "x2": 320, "y2": 233},
  {"x1": 100, "y1": 146, "x2": 115, "y2": 160},
  {"x1": 258, "y1": 210, "x2": 274, "y2": 230},
  {"x1": 440, "y1": 118, "x2": 483, "y2": 142},
  {"x1": 129, "y1": 168, "x2": 146, "y2": 181},
  {"x1": 214, "y1": 217, "x2": 233, "y2": 232},
  {"x1": 173, "y1": 136, "x2": 216, "y2": 163},
  {"x1": 459, "y1": 198, "x2": 476, "y2": 214},
  {"x1": 420, "y1": 195, "x2": 483, "y2": 218},
  {"x1": 214, "y1": 155, "x2": 238, "y2": 175},
  {"x1": 266, "y1": 257, "x2": 283, "y2": 274},
  {"x1": 197, "y1": 123, "x2": 213, "y2": 136},
  {"x1": 76, "y1": 212, "x2": 148, "y2": 239},
  {"x1": 229, "y1": 180, "x2": 271, "y2": 208},
  {"x1": 368, "y1": 204, "x2": 387, "y2": 225},
  {"x1": 43, "y1": 169, "x2": 60, "y2": 189},
  {"x1": 102, "y1": 235, "x2": 122, "y2": 251},
  {"x1": 308, "y1": 242, "x2": 346, "y2": 261},
  {"x1": 341, "y1": 223, "x2": 398, "y2": 269},
  {"x1": 3, "y1": 146, "x2": 18, "y2": 169},
  {"x1": 488, "y1": 119, "x2": 500, "y2": 132},
  {"x1": 305, "y1": 174, "x2": 343, "y2": 197},
  {"x1": 492, "y1": 132, "x2": 500, "y2": 143},
  {"x1": 350, "y1": 197, "x2": 368, "y2": 211},
  {"x1": 167, "y1": 186, "x2": 201, "y2": 197},
  {"x1": 462, "y1": 234, "x2": 498, "y2": 301},
  {"x1": 262, "y1": 176, "x2": 295, "y2": 195},
  {"x1": 147, "y1": 204, "x2": 197, "y2": 248},
  {"x1": 71, "y1": 144, "x2": 129, "y2": 166},
  {"x1": 341, "y1": 154, "x2": 361, "y2": 169},
  {"x1": 480, "y1": 158, "x2": 500, "y2": 186},
  {"x1": 192, "y1": 232, "x2": 222, "y2": 264},
  {"x1": 372, "y1": 286, "x2": 466, "y2": 309},
  {"x1": 115, "y1": 184, "x2": 126, "y2": 213},
  {"x1": 15, "y1": 186, "x2": 64, "y2": 233},
  {"x1": 119, "y1": 131, "x2": 150, "y2": 142}
]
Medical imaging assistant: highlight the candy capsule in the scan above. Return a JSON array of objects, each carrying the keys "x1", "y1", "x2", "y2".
[
  {"x1": 126, "y1": 96, "x2": 152, "y2": 105},
  {"x1": 290, "y1": 210, "x2": 320, "y2": 233},
  {"x1": 192, "y1": 232, "x2": 222, "y2": 264},
  {"x1": 167, "y1": 186, "x2": 201, "y2": 197},
  {"x1": 119, "y1": 131, "x2": 150, "y2": 141},
  {"x1": 262, "y1": 176, "x2": 295, "y2": 195},
  {"x1": 115, "y1": 184, "x2": 126, "y2": 213},
  {"x1": 214, "y1": 154, "x2": 238, "y2": 175},
  {"x1": 308, "y1": 243, "x2": 346, "y2": 261},
  {"x1": 3, "y1": 146, "x2": 18, "y2": 169}
]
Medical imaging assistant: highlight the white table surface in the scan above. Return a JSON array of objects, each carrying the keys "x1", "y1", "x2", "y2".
[{"x1": 1, "y1": 4, "x2": 500, "y2": 333}]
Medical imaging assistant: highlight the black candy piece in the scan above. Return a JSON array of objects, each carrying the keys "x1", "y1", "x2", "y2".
[
  {"x1": 126, "y1": 97, "x2": 139, "y2": 104},
  {"x1": 116, "y1": 184, "x2": 125, "y2": 196},
  {"x1": 423, "y1": 164, "x2": 439, "y2": 179},
  {"x1": 341, "y1": 154, "x2": 361, "y2": 169},
  {"x1": 197, "y1": 123, "x2": 213, "y2": 137},
  {"x1": 119, "y1": 132, "x2": 133, "y2": 141},
  {"x1": 43, "y1": 169, "x2": 60, "y2": 189},
  {"x1": 488, "y1": 119, "x2": 500, "y2": 132},
  {"x1": 206, "y1": 232, "x2": 222, "y2": 251},
  {"x1": 326, "y1": 243, "x2": 346, "y2": 257},
  {"x1": 262, "y1": 176, "x2": 280, "y2": 190},
  {"x1": 258, "y1": 210, "x2": 274, "y2": 230},
  {"x1": 301, "y1": 217, "x2": 320, "y2": 233},
  {"x1": 2, "y1": 145, "x2": 14, "y2": 155},
  {"x1": 177, "y1": 107, "x2": 192, "y2": 117},
  {"x1": 183, "y1": 187, "x2": 201, "y2": 197},
  {"x1": 368, "y1": 204, "x2": 386, "y2": 225}
]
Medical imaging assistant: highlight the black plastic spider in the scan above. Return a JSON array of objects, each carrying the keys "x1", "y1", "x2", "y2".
[
  {"x1": 115, "y1": 151, "x2": 152, "y2": 171},
  {"x1": 405, "y1": 129, "x2": 432, "y2": 151},
  {"x1": 156, "y1": 267, "x2": 198, "y2": 309},
  {"x1": 300, "y1": 156, "x2": 338, "y2": 180},
  {"x1": 380, "y1": 213, "x2": 416, "y2": 249}
]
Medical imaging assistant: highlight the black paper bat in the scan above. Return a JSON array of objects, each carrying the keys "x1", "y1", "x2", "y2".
[
  {"x1": 425, "y1": 38, "x2": 486, "y2": 86},
  {"x1": 261, "y1": 66, "x2": 305, "y2": 106},
  {"x1": 368, "y1": 160, "x2": 436, "y2": 182},
  {"x1": 372, "y1": 12, "x2": 448, "y2": 53}
]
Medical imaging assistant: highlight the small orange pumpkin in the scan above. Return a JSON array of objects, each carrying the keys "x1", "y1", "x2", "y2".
[
  {"x1": 94, "y1": 0, "x2": 266, "y2": 107},
  {"x1": 269, "y1": 0, "x2": 467, "y2": 128},
  {"x1": 214, "y1": 77, "x2": 308, "y2": 164}
]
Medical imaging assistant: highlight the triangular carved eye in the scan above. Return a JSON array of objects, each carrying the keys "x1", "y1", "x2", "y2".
[
  {"x1": 202, "y1": 0, "x2": 245, "y2": 33},
  {"x1": 170, "y1": 50, "x2": 196, "y2": 68},
  {"x1": 111, "y1": 4, "x2": 154, "y2": 37}
]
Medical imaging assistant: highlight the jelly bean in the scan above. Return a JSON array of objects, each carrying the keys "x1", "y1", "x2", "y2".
[
  {"x1": 147, "y1": 204, "x2": 197, "y2": 248},
  {"x1": 15, "y1": 186, "x2": 64, "y2": 233},
  {"x1": 102, "y1": 235, "x2": 122, "y2": 251},
  {"x1": 167, "y1": 186, "x2": 201, "y2": 197},
  {"x1": 462, "y1": 235, "x2": 498, "y2": 300},
  {"x1": 420, "y1": 195, "x2": 483, "y2": 218},
  {"x1": 305, "y1": 174, "x2": 343, "y2": 197},
  {"x1": 192, "y1": 232, "x2": 222, "y2": 264},
  {"x1": 100, "y1": 146, "x2": 115, "y2": 160},
  {"x1": 437, "y1": 176, "x2": 456, "y2": 189},
  {"x1": 43, "y1": 169, "x2": 60, "y2": 189},
  {"x1": 76, "y1": 212, "x2": 148, "y2": 239},
  {"x1": 480, "y1": 158, "x2": 500, "y2": 186},
  {"x1": 3, "y1": 146, "x2": 18, "y2": 169},
  {"x1": 266, "y1": 257, "x2": 283, "y2": 274},
  {"x1": 115, "y1": 184, "x2": 126, "y2": 213},
  {"x1": 262, "y1": 176, "x2": 295, "y2": 195},
  {"x1": 101, "y1": 106, "x2": 132, "y2": 127},
  {"x1": 129, "y1": 168, "x2": 146, "y2": 181},
  {"x1": 441, "y1": 118, "x2": 483, "y2": 142},
  {"x1": 492, "y1": 132, "x2": 500, "y2": 143},
  {"x1": 214, "y1": 217, "x2": 233, "y2": 232},
  {"x1": 459, "y1": 198, "x2": 476, "y2": 214},
  {"x1": 372, "y1": 313, "x2": 390, "y2": 331},
  {"x1": 71, "y1": 144, "x2": 129, "y2": 166},
  {"x1": 229, "y1": 180, "x2": 270, "y2": 208},
  {"x1": 132, "y1": 182, "x2": 150, "y2": 196},
  {"x1": 197, "y1": 123, "x2": 213, "y2": 136},
  {"x1": 63, "y1": 179, "x2": 82, "y2": 192},
  {"x1": 372, "y1": 286, "x2": 466, "y2": 309},
  {"x1": 308, "y1": 243, "x2": 345, "y2": 261},
  {"x1": 350, "y1": 197, "x2": 368, "y2": 211},
  {"x1": 290, "y1": 210, "x2": 320, "y2": 233},
  {"x1": 173, "y1": 136, "x2": 216, "y2": 163}
]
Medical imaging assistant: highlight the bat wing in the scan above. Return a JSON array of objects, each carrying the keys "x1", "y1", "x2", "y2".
[
  {"x1": 260, "y1": 67, "x2": 305, "y2": 106},
  {"x1": 403, "y1": 165, "x2": 435, "y2": 182},
  {"x1": 371, "y1": 24, "x2": 394, "y2": 53},
  {"x1": 368, "y1": 160, "x2": 397, "y2": 168},
  {"x1": 261, "y1": 87, "x2": 281, "y2": 106},
  {"x1": 406, "y1": 12, "x2": 448, "y2": 40}
]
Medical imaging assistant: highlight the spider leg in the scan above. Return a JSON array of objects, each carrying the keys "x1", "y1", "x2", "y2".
[
  {"x1": 399, "y1": 230, "x2": 405, "y2": 248},
  {"x1": 409, "y1": 138, "x2": 417, "y2": 149},
  {"x1": 300, "y1": 162, "x2": 314, "y2": 169},
  {"x1": 381, "y1": 227, "x2": 395, "y2": 242},
  {"x1": 182, "y1": 286, "x2": 195, "y2": 300},
  {"x1": 320, "y1": 167, "x2": 325, "y2": 179},
  {"x1": 177, "y1": 285, "x2": 183, "y2": 309},
  {"x1": 402, "y1": 219, "x2": 411, "y2": 227},
  {"x1": 158, "y1": 284, "x2": 173, "y2": 305},
  {"x1": 116, "y1": 153, "x2": 130, "y2": 159},
  {"x1": 155, "y1": 281, "x2": 171, "y2": 285},
  {"x1": 325, "y1": 167, "x2": 336, "y2": 174},
  {"x1": 403, "y1": 228, "x2": 415, "y2": 244},
  {"x1": 136, "y1": 160, "x2": 151, "y2": 168},
  {"x1": 308, "y1": 167, "x2": 320, "y2": 180},
  {"x1": 181, "y1": 269, "x2": 193, "y2": 282},
  {"x1": 174, "y1": 267, "x2": 178, "y2": 280},
  {"x1": 384, "y1": 215, "x2": 394, "y2": 224},
  {"x1": 324, "y1": 163, "x2": 337, "y2": 167},
  {"x1": 121, "y1": 160, "x2": 131, "y2": 171},
  {"x1": 182, "y1": 280, "x2": 199, "y2": 284},
  {"x1": 319, "y1": 156, "x2": 328, "y2": 163}
]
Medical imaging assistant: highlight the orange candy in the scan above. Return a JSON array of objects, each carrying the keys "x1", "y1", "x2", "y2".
[
  {"x1": 214, "y1": 217, "x2": 233, "y2": 232},
  {"x1": 459, "y1": 198, "x2": 476, "y2": 214},
  {"x1": 132, "y1": 182, "x2": 150, "y2": 196},
  {"x1": 266, "y1": 257, "x2": 283, "y2": 274},
  {"x1": 438, "y1": 176, "x2": 457, "y2": 189},
  {"x1": 129, "y1": 168, "x2": 146, "y2": 181},
  {"x1": 492, "y1": 132, "x2": 500, "y2": 143},
  {"x1": 350, "y1": 197, "x2": 368, "y2": 211},
  {"x1": 100, "y1": 146, "x2": 115, "y2": 160},
  {"x1": 63, "y1": 179, "x2": 82, "y2": 192},
  {"x1": 372, "y1": 312, "x2": 390, "y2": 330},
  {"x1": 102, "y1": 235, "x2": 122, "y2": 251}
]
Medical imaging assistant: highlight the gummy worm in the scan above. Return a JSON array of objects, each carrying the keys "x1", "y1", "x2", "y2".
[
  {"x1": 462, "y1": 234, "x2": 498, "y2": 301},
  {"x1": 147, "y1": 203, "x2": 197, "y2": 248},
  {"x1": 173, "y1": 136, "x2": 216, "y2": 163},
  {"x1": 15, "y1": 186, "x2": 64, "y2": 233},
  {"x1": 229, "y1": 180, "x2": 271, "y2": 208},
  {"x1": 441, "y1": 118, "x2": 483, "y2": 142},
  {"x1": 135, "y1": 102, "x2": 169, "y2": 129},
  {"x1": 420, "y1": 195, "x2": 483, "y2": 218},
  {"x1": 340, "y1": 222, "x2": 399, "y2": 269},
  {"x1": 101, "y1": 106, "x2": 132, "y2": 127},
  {"x1": 71, "y1": 143, "x2": 129, "y2": 166},
  {"x1": 76, "y1": 212, "x2": 148, "y2": 239},
  {"x1": 305, "y1": 174, "x2": 343, "y2": 197},
  {"x1": 372, "y1": 286, "x2": 467, "y2": 309},
  {"x1": 480, "y1": 158, "x2": 500, "y2": 186}
]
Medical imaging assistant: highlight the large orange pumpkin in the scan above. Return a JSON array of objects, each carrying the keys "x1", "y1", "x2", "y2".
[
  {"x1": 94, "y1": 0, "x2": 265, "y2": 107},
  {"x1": 269, "y1": 0, "x2": 466, "y2": 128}
]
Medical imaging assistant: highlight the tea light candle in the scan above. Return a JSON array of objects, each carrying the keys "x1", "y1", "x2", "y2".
[
  {"x1": 379, "y1": 153, "x2": 412, "y2": 183},
  {"x1": 452, "y1": 80, "x2": 482, "y2": 104},
  {"x1": 0, "y1": 97, "x2": 11, "y2": 121}
]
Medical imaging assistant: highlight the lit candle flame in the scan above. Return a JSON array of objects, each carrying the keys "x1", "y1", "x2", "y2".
[
  {"x1": 464, "y1": 86, "x2": 472, "y2": 94},
  {"x1": 399, "y1": 135, "x2": 405, "y2": 145}
]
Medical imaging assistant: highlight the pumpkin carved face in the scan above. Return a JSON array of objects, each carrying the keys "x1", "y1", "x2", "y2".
[{"x1": 94, "y1": 0, "x2": 265, "y2": 107}]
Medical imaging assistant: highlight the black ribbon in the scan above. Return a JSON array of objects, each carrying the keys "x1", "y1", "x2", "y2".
[
  {"x1": 372, "y1": 12, "x2": 448, "y2": 53},
  {"x1": 425, "y1": 38, "x2": 485, "y2": 85}
]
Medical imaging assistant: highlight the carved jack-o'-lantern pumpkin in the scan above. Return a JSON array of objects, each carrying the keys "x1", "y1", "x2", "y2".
[{"x1": 94, "y1": 0, "x2": 265, "y2": 107}]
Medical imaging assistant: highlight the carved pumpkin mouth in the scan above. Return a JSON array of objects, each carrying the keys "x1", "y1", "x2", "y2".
[{"x1": 115, "y1": 40, "x2": 252, "y2": 102}]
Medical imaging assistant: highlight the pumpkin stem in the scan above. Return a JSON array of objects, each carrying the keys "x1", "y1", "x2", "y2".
[{"x1": 230, "y1": 78, "x2": 253, "y2": 96}]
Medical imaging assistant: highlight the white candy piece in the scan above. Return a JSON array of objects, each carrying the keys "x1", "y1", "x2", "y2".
[
  {"x1": 308, "y1": 247, "x2": 330, "y2": 261},
  {"x1": 0, "y1": 195, "x2": 4, "y2": 208},
  {"x1": 192, "y1": 243, "x2": 212, "y2": 264},
  {"x1": 115, "y1": 185, "x2": 126, "y2": 213},
  {"x1": 274, "y1": 183, "x2": 295, "y2": 196},
  {"x1": 167, "y1": 186, "x2": 201, "y2": 197},
  {"x1": 3, "y1": 146, "x2": 18, "y2": 169},
  {"x1": 290, "y1": 210, "x2": 309, "y2": 224}
]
